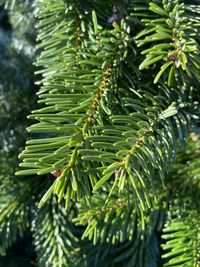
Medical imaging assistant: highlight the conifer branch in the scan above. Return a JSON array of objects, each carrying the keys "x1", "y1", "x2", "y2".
[
  {"x1": 15, "y1": 1, "x2": 132, "y2": 208},
  {"x1": 133, "y1": 0, "x2": 200, "y2": 86},
  {"x1": 32, "y1": 197, "x2": 82, "y2": 267}
]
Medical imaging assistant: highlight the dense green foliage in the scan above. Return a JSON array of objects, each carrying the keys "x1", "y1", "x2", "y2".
[{"x1": 0, "y1": 0, "x2": 199, "y2": 266}]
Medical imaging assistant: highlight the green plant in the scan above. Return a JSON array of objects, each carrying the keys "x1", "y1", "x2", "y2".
[{"x1": 0, "y1": 0, "x2": 199, "y2": 266}]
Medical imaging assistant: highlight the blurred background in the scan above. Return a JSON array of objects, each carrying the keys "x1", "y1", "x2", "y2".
[{"x1": 0, "y1": 1, "x2": 37, "y2": 265}]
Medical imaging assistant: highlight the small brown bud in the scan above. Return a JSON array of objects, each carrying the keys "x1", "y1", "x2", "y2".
[
  {"x1": 167, "y1": 54, "x2": 178, "y2": 61},
  {"x1": 51, "y1": 169, "x2": 63, "y2": 177},
  {"x1": 167, "y1": 54, "x2": 181, "y2": 68}
]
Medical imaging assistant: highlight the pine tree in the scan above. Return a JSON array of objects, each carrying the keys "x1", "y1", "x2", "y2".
[{"x1": 0, "y1": 0, "x2": 200, "y2": 266}]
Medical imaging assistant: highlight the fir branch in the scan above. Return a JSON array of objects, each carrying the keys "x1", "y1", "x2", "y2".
[
  {"x1": 1, "y1": 0, "x2": 200, "y2": 266},
  {"x1": 32, "y1": 197, "x2": 82, "y2": 267},
  {"x1": 82, "y1": 86, "x2": 196, "y2": 213},
  {"x1": 74, "y1": 191, "x2": 164, "y2": 267},
  {"x1": 0, "y1": 191, "x2": 30, "y2": 256},
  {"x1": 133, "y1": 0, "x2": 200, "y2": 86},
  {"x1": 16, "y1": 2, "x2": 132, "y2": 208},
  {"x1": 74, "y1": 191, "x2": 163, "y2": 245},
  {"x1": 161, "y1": 134, "x2": 200, "y2": 267},
  {"x1": 162, "y1": 210, "x2": 200, "y2": 267}
]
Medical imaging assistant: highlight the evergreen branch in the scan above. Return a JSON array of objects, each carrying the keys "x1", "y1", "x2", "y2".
[
  {"x1": 133, "y1": 0, "x2": 200, "y2": 86},
  {"x1": 0, "y1": 192, "x2": 30, "y2": 256},
  {"x1": 15, "y1": 2, "x2": 132, "y2": 208},
  {"x1": 74, "y1": 191, "x2": 164, "y2": 267},
  {"x1": 162, "y1": 212, "x2": 200, "y2": 267},
  {"x1": 74, "y1": 191, "x2": 162, "y2": 245},
  {"x1": 165, "y1": 133, "x2": 200, "y2": 197},
  {"x1": 32, "y1": 197, "x2": 82, "y2": 267},
  {"x1": 74, "y1": 192, "x2": 135, "y2": 244},
  {"x1": 161, "y1": 134, "x2": 200, "y2": 267},
  {"x1": 75, "y1": 135, "x2": 200, "y2": 266},
  {"x1": 1, "y1": 0, "x2": 200, "y2": 266},
  {"x1": 81, "y1": 86, "x2": 195, "y2": 212}
]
